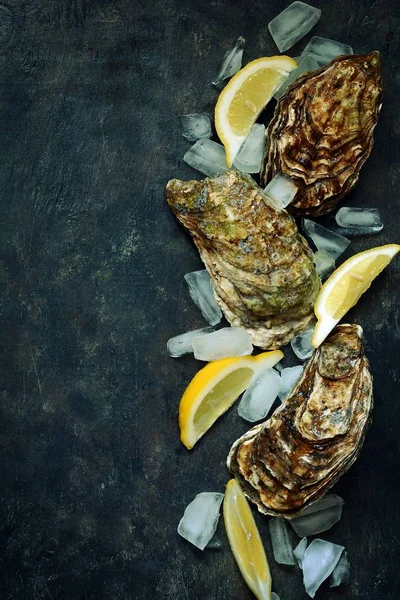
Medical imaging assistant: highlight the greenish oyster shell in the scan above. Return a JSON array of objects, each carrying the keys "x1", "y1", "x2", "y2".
[
  {"x1": 228, "y1": 324, "x2": 373, "y2": 517},
  {"x1": 261, "y1": 52, "x2": 383, "y2": 217},
  {"x1": 166, "y1": 170, "x2": 320, "y2": 349}
]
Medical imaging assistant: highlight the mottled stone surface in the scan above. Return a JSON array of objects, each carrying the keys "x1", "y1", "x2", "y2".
[{"x1": 0, "y1": 1, "x2": 399, "y2": 599}]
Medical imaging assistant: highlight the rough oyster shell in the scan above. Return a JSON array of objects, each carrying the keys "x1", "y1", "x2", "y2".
[
  {"x1": 166, "y1": 170, "x2": 320, "y2": 349},
  {"x1": 227, "y1": 324, "x2": 373, "y2": 517},
  {"x1": 261, "y1": 52, "x2": 383, "y2": 216}
]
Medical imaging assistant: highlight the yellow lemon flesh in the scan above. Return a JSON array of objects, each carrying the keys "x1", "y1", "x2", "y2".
[
  {"x1": 224, "y1": 479, "x2": 272, "y2": 600},
  {"x1": 312, "y1": 243, "x2": 400, "y2": 348},
  {"x1": 215, "y1": 56, "x2": 297, "y2": 167},
  {"x1": 179, "y1": 351, "x2": 283, "y2": 449}
]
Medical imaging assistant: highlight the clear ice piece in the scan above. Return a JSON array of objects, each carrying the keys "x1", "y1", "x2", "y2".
[
  {"x1": 302, "y1": 219, "x2": 350, "y2": 260},
  {"x1": 181, "y1": 113, "x2": 212, "y2": 142},
  {"x1": 302, "y1": 36, "x2": 353, "y2": 66},
  {"x1": 184, "y1": 270, "x2": 223, "y2": 326},
  {"x1": 302, "y1": 539, "x2": 344, "y2": 598},
  {"x1": 290, "y1": 326, "x2": 314, "y2": 360},
  {"x1": 184, "y1": 139, "x2": 228, "y2": 177},
  {"x1": 290, "y1": 495, "x2": 344, "y2": 537},
  {"x1": 294, "y1": 538, "x2": 308, "y2": 569},
  {"x1": 274, "y1": 54, "x2": 319, "y2": 100},
  {"x1": 335, "y1": 207, "x2": 383, "y2": 235},
  {"x1": 238, "y1": 368, "x2": 282, "y2": 422},
  {"x1": 178, "y1": 492, "x2": 224, "y2": 551},
  {"x1": 234, "y1": 124, "x2": 266, "y2": 174},
  {"x1": 167, "y1": 327, "x2": 215, "y2": 358},
  {"x1": 269, "y1": 518, "x2": 295, "y2": 565},
  {"x1": 212, "y1": 36, "x2": 245, "y2": 86},
  {"x1": 278, "y1": 365, "x2": 303, "y2": 401},
  {"x1": 268, "y1": 2, "x2": 321, "y2": 53},
  {"x1": 313, "y1": 249, "x2": 335, "y2": 280},
  {"x1": 264, "y1": 173, "x2": 298, "y2": 209},
  {"x1": 271, "y1": 594, "x2": 281, "y2": 600},
  {"x1": 329, "y1": 550, "x2": 350, "y2": 587},
  {"x1": 192, "y1": 327, "x2": 253, "y2": 361}
]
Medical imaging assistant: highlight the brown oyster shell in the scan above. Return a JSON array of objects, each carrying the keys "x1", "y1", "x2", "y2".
[
  {"x1": 166, "y1": 170, "x2": 320, "y2": 349},
  {"x1": 261, "y1": 52, "x2": 383, "y2": 216},
  {"x1": 227, "y1": 324, "x2": 373, "y2": 517}
]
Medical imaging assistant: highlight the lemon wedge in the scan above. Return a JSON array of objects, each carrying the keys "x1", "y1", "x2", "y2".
[
  {"x1": 179, "y1": 351, "x2": 283, "y2": 449},
  {"x1": 215, "y1": 56, "x2": 297, "y2": 167},
  {"x1": 312, "y1": 243, "x2": 400, "y2": 348},
  {"x1": 224, "y1": 479, "x2": 272, "y2": 600}
]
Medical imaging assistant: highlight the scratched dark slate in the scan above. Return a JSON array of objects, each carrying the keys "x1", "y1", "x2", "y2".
[{"x1": 0, "y1": 0, "x2": 399, "y2": 598}]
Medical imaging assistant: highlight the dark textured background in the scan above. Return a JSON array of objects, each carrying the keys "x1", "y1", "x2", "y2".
[{"x1": 0, "y1": 0, "x2": 399, "y2": 598}]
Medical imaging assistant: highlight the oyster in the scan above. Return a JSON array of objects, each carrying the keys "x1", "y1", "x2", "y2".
[
  {"x1": 261, "y1": 52, "x2": 383, "y2": 216},
  {"x1": 228, "y1": 324, "x2": 373, "y2": 516},
  {"x1": 166, "y1": 170, "x2": 320, "y2": 349}
]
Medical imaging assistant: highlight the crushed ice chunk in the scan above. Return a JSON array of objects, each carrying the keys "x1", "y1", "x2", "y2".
[
  {"x1": 329, "y1": 550, "x2": 350, "y2": 587},
  {"x1": 290, "y1": 495, "x2": 344, "y2": 537},
  {"x1": 167, "y1": 327, "x2": 215, "y2": 358},
  {"x1": 335, "y1": 207, "x2": 383, "y2": 235},
  {"x1": 302, "y1": 219, "x2": 350, "y2": 260},
  {"x1": 269, "y1": 518, "x2": 295, "y2": 565},
  {"x1": 290, "y1": 326, "x2": 314, "y2": 360},
  {"x1": 238, "y1": 368, "x2": 282, "y2": 422},
  {"x1": 184, "y1": 139, "x2": 228, "y2": 177},
  {"x1": 271, "y1": 594, "x2": 281, "y2": 600},
  {"x1": 234, "y1": 124, "x2": 265, "y2": 174},
  {"x1": 181, "y1": 113, "x2": 212, "y2": 142},
  {"x1": 274, "y1": 54, "x2": 319, "y2": 100},
  {"x1": 178, "y1": 492, "x2": 224, "y2": 551},
  {"x1": 192, "y1": 327, "x2": 253, "y2": 361},
  {"x1": 268, "y1": 2, "x2": 321, "y2": 53},
  {"x1": 302, "y1": 539, "x2": 344, "y2": 598},
  {"x1": 294, "y1": 537, "x2": 308, "y2": 569},
  {"x1": 184, "y1": 270, "x2": 223, "y2": 326},
  {"x1": 302, "y1": 36, "x2": 353, "y2": 66},
  {"x1": 313, "y1": 249, "x2": 335, "y2": 280},
  {"x1": 264, "y1": 173, "x2": 298, "y2": 209},
  {"x1": 212, "y1": 36, "x2": 245, "y2": 86},
  {"x1": 278, "y1": 365, "x2": 303, "y2": 401}
]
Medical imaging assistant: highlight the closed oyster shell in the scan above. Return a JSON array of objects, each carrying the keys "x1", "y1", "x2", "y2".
[
  {"x1": 261, "y1": 52, "x2": 383, "y2": 216},
  {"x1": 166, "y1": 170, "x2": 320, "y2": 349},
  {"x1": 227, "y1": 324, "x2": 373, "y2": 517}
]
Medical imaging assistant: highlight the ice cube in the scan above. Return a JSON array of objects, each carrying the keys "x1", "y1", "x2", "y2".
[
  {"x1": 278, "y1": 365, "x2": 303, "y2": 401},
  {"x1": 184, "y1": 270, "x2": 223, "y2": 326},
  {"x1": 269, "y1": 518, "x2": 295, "y2": 565},
  {"x1": 271, "y1": 594, "x2": 281, "y2": 600},
  {"x1": 212, "y1": 36, "x2": 245, "y2": 87},
  {"x1": 329, "y1": 550, "x2": 350, "y2": 587},
  {"x1": 184, "y1": 139, "x2": 228, "y2": 177},
  {"x1": 302, "y1": 219, "x2": 350, "y2": 260},
  {"x1": 178, "y1": 492, "x2": 224, "y2": 551},
  {"x1": 167, "y1": 326, "x2": 215, "y2": 358},
  {"x1": 290, "y1": 326, "x2": 314, "y2": 360},
  {"x1": 268, "y1": 2, "x2": 322, "y2": 53},
  {"x1": 192, "y1": 327, "x2": 253, "y2": 361},
  {"x1": 290, "y1": 495, "x2": 344, "y2": 537},
  {"x1": 181, "y1": 113, "x2": 212, "y2": 142},
  {"x1": 313, "y1": 249, "x2": 335, "y2": 280},
  {"x1": 274, "y1": 54, "x2": 319, "y2": 100},
  {"x1": 302, "y1": 539, "x2": 344, "y2": 598},
  {"x1": 294, "y1": 537, "x2": 308, "y2": 569},
  {"x1": 302, "y1": 36, "x2": 353, "y2": 66},
  {"x1": 234, "y1": 124, "x2": 266, "y2": 174},
  {"x1": 238, "y1": 368, "x2": 282, "y2": 422},
  {"x1": 335, "y1": 207, "x2": 383, "y2": 235},
  {"x1": 264, "y1": 173, "x2": 298, "y2": 209}
]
